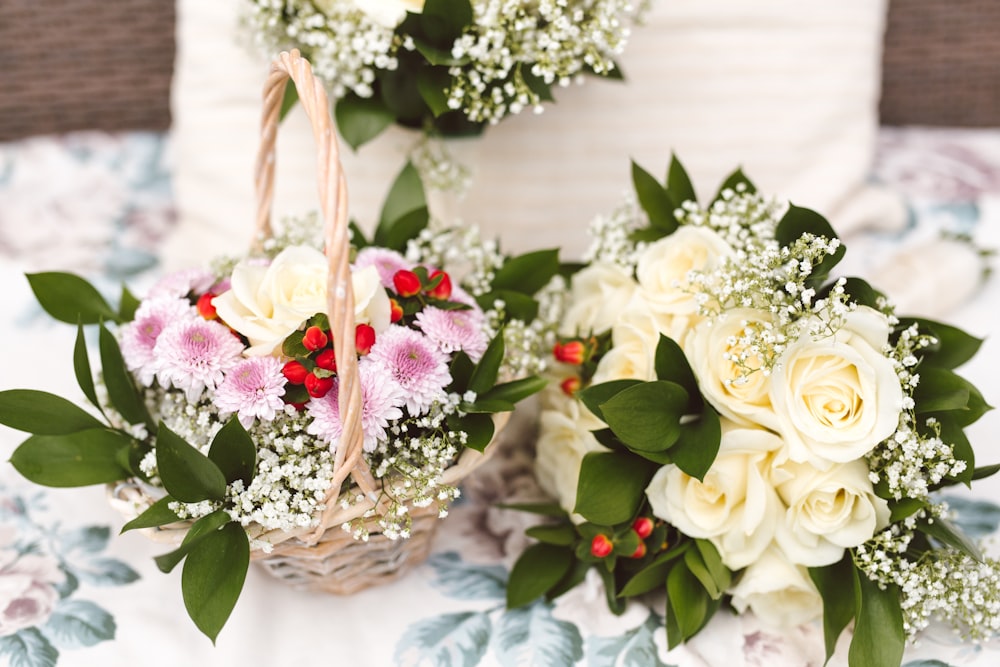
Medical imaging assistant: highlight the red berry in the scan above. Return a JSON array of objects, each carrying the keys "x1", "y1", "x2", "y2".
[
  {"x1": 630, "y1": 540, "x2": 647, "y2": 559},
  {"x1": 553, "y1": 340, "x2": 586, "y2": 365},
  {"x1": 632, "y1": 517, "x2": 654, "y2": 539},
  {"x1": 302, "y1": 326, "x2": 329, "y2": 351},
  {"x1": 282, "y1": 360, "x2": 309, "y2": 384},
  {"x1": 389, "y1": 298, "x2": 404, "y2": 323},
  {"x1": 393, "y1": 269, "x2": 421, "y2": 297},
  {"x1": 355, "y1": 324, "x2": 376, "y2": 355},
  {"x1": 560, "y1": 377, "x2": 581, "y2": 396},
  {"x1": 315, "y1": 349, "x2": 337, "y2": 372},
  {"x1": 304, "y1": 372, "x2": 334, "y2": 398},
  {"x1": 590, "y1": 534, "x2": 613, "y2": 558},
  {"x1": 196, "y1": 293, "x2": 218, "y2": 320},
  {"x1": 425, "y1": 269, "x2": 452, "y2": 300}
]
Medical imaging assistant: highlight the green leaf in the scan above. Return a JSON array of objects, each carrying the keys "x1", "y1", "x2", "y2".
[
  {"x1": 712, "y1": 167, "x2": 756, "y2": 201},
  {"x1": 574, "y1": 451, "x2": 657, "y2": 525},
  {"x1": 99, "y1": 323, "x2": 149, "y2": 427},
  {"x1": 666, "y1": 563, "x2": 708, "y2": 644},
  {"x1": 809, "y1": 554, "x2": 857, "y2": 664},
  {"x1": 577, "y1": 380, "x2": 642, "y2": 422},
  {"x1": 279, "y1": 83, "x2": 299, "y2": 122},
  {"x1": 153, "y1": 510, "x2": 231, "y2": 573},
  {"x1": 73, "y1": 323, "x2": 104, "y2": 415},
  {"x1": 420, "y1": 0, "x2": 472, "y2": 44},
  {"x1": 913, "y1": 367, "x2": 970, "y2": 413},
  {"x1": 619, "y1": 545, "x2": 689, "y2": 597},
  {"x1": 120, "y1": 495, "x2": 181, "y2": 533},
  {"x1": 521, "y1": 67, "x2": 555, "y2": 102},
  {"x1": 334, "y1": 92, "x2": 395, "y2": 150},
  {"x1": 447, "y1": 412, "x2": 494, "y2": 452},
  {"x1": 10, "y1": 429, "x2": 132, "y2": 487},
  {"x1": 207, "y1": 417, "x2": 256, "y2": 486},
  {"x1": 417, "y1": 66, "x2": 453, "y2": 116},
  {"x1": 669, "y1": 408, "x2": 722, "y2": 481},
  {"x1": 460, "y1": 399, "x2": 515, "y2": 414},
  {"x1": 468, "y1": 333, "x2": 504, "y2": 395},
  {"x1": 26, "y1": 272, "x2": 118, "y2": 324},
  {"x1": 774, "y1": 204, "x2": 844, "y2": 282},
  {"x1": 526, "y1": 524, "x2": 577, "y2": 546},
  {"x1": 381, "y1": 206, "x2": 431, "y2": 253},
  {"x1": 492, "y1": 249, "x2": 560, "y2": 295},
  {"x1": 631, "y1": 161, "x2": 677, "y2": 234},
  {"x1": 182, "y1": 522, "x2": 250, "y2": 643},
  {"x1": 475, "y1": 289, "x2": 539, "y2": 323},
  {"x1": 155, "y1": 422, "x2": 227, "y2": 503},
  {"x1": 479, "y1": 376, "x2": 547, "y2": 405},
  {"x1": 693, "y1": 539, "x2": 730, "y2": 594},
  {"x1": 900, "y1": 317, "x2": 983, "y2": 369},
  {"x1": 448, "y1": 351, "x2": 475, "y2": 393},
  {"x1": 849, "y1": 571, "x2": 904, "y2": 667},
  {"x1": 838, "y1": 277, "x2": 884, "y2": 310},
  {"x1": 506, "y1": 543, "x2": 573, "y2": 608},
  {"x1": 546, "y1": 559, "x2": 591, "y2": 601},
  {"x1": 889, "y1": 497, "x2": 926, "y2": 523},
  {"x1": 683, "y1": 546, "x2": 720, "y2": 598},
  {"x1": 601, "y1": 381, "x2": 688, "y2": 453},
  {"x1": 918, "y1": 515, "x2": 983, "y2": 561},
  {"x1": 666, "y1": 154, "x2": 697, "y2": 205},
  {"x1": 937, "y1": 415, "x2": 974, "y2": 485},
  {"x1": 972, "y1": 463, "x2": 1000, "y2": 481},
  {"x1": 412, "y1": 38, "x2": 466, "y2": 66},
  {"x1": 0, "y1": 389, "x2": 104, "y2": 435},
  {"x1": 653, "y1": 334, "x2": 701, "y2": 412},
  {"x1": 378, "y1": 161, "x2": 427, "y2": 233},
  {"x1": 119, "y1": 285, "x2": 141, "y2": 321}
]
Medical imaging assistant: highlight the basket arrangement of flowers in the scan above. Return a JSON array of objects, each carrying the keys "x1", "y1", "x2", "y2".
[
  {"x1": 0, "y1": 51, "x2": 561, "y2": 641},
  {"x1": 507, "y1": 157, "x2": 998, "y2": 667},
  {"x1": 243, "y1": 0, "x2": 648, "y2": 149}
]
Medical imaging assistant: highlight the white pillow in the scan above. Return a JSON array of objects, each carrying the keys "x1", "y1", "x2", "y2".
[{"x1": 167, "y1": 0, "x2": 903, "y2": 266}]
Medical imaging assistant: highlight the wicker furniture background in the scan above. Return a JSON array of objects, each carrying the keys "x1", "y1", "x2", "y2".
[{"x1": 0, "y1": 0, "x2": 997, "y2": 136}]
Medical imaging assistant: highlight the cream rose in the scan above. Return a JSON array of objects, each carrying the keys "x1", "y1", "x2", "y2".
[
  {"x1": 645, "y1": 422, "x2": 783, "y2": 569},
  {"x1": 0, "y1": 540, "x2": 64, "y2": 636},
  {"x1": 683, "y1": 308, "x2": 779, "y2": 431},
  {"x1": 560, "y1": 262, "x2": 640, "y2": 336},
  {"x1": 769, "y1": 306, "x2": 904, "y2": 467},
  {"x1": 728, "y1": 547, "x2": 823, "y2": 629},
  {"x1": 213, "y1": 245, "x2": 391, "y2": 356},
  {"x1": 773, "y1": 458, "x2": 890, "y2": 567},
  {"x1": 590, "y1": 306, "x2": 661, "y2": 384},
  {"x1": 535, "y1": 401, "x2": 608, "y2": 518}
]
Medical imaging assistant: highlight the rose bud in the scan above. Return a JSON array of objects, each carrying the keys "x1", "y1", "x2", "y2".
[
  {"x1": 553, "y1": 340, "x2": 586, "y2": 365},
  {"x1": 389, "y1": 298, "x2": 404, "y2": 323},
  {"x1": 302, "y1": 325, "x2": 329, "y2": 351},
  {"x1": 355, "y1": 324, "x2": 376, "y2": 355},
  {"x1": 282, "y1": 360, "x2": 309, "y2": 385},
  {"x1": 393, "y1": 269, "x2": 421, "y2": 297},
  {"x1": 196, "y1": 292, "x2": 218, "y2": 320},
  {"x1": 590, "y1": 534, "x2": 613, "y2": 558},
  {"x1": 560, "y1": 377, "x2": 581, "y2": 396},
  {"x1": 315, "y1": 349, "x2": 337, "y2": 372},
  {"x1": 630, "y1": 540, "x2": 647, "y2": 559},
  {"x1": 304, "y1": 372, "x2": 334, "y2": 398},
  {"x1": 632, "y1": 517, "x2": 654, "y2": 539},
  {"x1": 425, "y1": 269, "x2": 452, "y2": 300}
]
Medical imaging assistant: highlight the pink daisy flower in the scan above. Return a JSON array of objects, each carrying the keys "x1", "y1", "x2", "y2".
[
  {"x1": 153, "y1": 319, "x2": 246, "y2": 401},
  {"x1": 306, "y1": 359, "x2": 405, "y2": 453},
  {"x1": 148, "y1": 268, "x2": 218, "y2": 300},
  {"x1": 213, "y1": 356, "x2": 287, "y2": 427},
  {"x1": 354, "y1": 247, "x2": 412, "y2": 289},
  {"x1": 368, "y1": 325, "x2": 451, "y2": 416},
  {"x1": 414, "y1": 306, "x2": 490, "y2": 362},
  {"x1": 120, "y1": 297, "x2": 198, "y2": 386}
]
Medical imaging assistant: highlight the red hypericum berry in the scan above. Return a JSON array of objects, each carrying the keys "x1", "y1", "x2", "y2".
[
  {"x1": 632, "y1": 517, "x2": 654, "y2": 539},
  {"x1": 196, "y1": 293, "x2": 218, "y2": 320},
  {"x1": 355, "y1": 324, "x2": 376, "y2": 355},
  {"x1": 389, "y1": 298, "x2": 404, "y2": 323},
  {"x1": 590, "y1": 534, "x2": 614, "y2": 558},
  {"x1": 302, "y1": 326, "x2": 329, "y2": 352},
  {"x1": 425, "y1": 269, "x2": 452, "y2": 300},
  {"x1": 282, "y1": 360, "x2": 309, "y2": 385},
  {"x1": 560, "y1": 377, "x2": 581, "y2": 396},
  {"x1": 630, "y1": 540, "x2": 647, "y2": 559},
  {"x1": 393, "y1": 269, "x2": 421, "y2": 297},
  {"x1": 315, "y1": 349, "x2": 337, "y2": 372},
  {"x1": 553, "y1": 340, "x2": 586, "y2": 365},
  {"x1": 305, "y1": 372, "x2": 334, "y2": 398}
]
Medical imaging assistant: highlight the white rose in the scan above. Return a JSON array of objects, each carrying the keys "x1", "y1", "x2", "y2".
[
  {"x1": 591, "y1": 306, "x2": 661, "y2": 384},
  {"x1": 645, "y1": 422, "x2": 783, "y2": 569},
  {"x1": 314, "y1": 0, "x2": 422, "y2": 28},
  {"x1": 770, "y1": 306, "x2": 904, "y2": 467},
  {"x1": 213, "y1": 245, "x2": 391, "y2": 356},
  {"x1": 728, "y1": 547, "x2": 823, "y2": 629},
  {"x1": 772, "y1": 458, "x2": 890, "y2": 567},
  {"x1": 561, "y1": 262, "x2": 640, "y2": 336},
  {"x1": 683, "y1": 308, "x2": 780, "y2": 431},
  {"x1": 0, "y1": 544, "x2": 64, "y2": 636},
  {"x1": 535, "y1": 402, "x2": 607, "y2": 518}
]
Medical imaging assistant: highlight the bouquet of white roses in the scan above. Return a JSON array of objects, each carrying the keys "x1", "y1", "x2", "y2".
[
  {"x1": 507, "y1": 157, "x2": 998, "y2": 667},
  {"x1": 244, "y1": 0, "x2": 648, "y2": 148},
  {"x1": 0, "y1": 52, "x2": 561, "y2": 642}
]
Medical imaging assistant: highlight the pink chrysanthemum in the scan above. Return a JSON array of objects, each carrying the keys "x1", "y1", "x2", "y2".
[
  {"x1": 354, "y1": 247, "x2": 412, "y2": 289},
  {"x1": 213, "y1": 356, "x2": 287, "y2": 427},
  {"x1": 306, "y1": 359, "x2": 405, "y2": 453},
  {"x1": 368, "y1": 325, "x2": 451, "y2": 416},
  {"x1": 120, "y1": 297, "x2": 198, "y2": 386},
  {"x1": 414, "y1": 306, "x2": 489, "y2": 362},
  {"x1": 148, "y1": 268, "x2": 218, "y2": 300},
  {"x1": 153, "y1": 319, "x2": 246, "y2": 401}
]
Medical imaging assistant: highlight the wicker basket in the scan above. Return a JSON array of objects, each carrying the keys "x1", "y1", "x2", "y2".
[{"x1": 107, "y1": 49, "x2": 505, "y2": 594}]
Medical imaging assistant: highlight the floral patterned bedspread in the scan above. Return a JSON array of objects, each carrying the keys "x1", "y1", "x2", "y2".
[{"x1": 1, "y1": 128, "x2": 999, "y2": 666}]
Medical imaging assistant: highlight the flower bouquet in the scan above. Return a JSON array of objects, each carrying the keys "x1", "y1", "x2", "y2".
[
  {"x1": 244, "y1": 0, "x2": 647, "y2": 149},
  {"x1": 507, "y1": 157, "x2": 998, "y2": 666},
  {"x1": 0, "y1": 51, "x2": 560, "y2": 641}
]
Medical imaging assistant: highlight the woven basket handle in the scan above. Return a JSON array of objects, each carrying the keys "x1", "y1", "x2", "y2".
[{"x1": 254, "y1": 50, "x2": 379, "y2": 538}]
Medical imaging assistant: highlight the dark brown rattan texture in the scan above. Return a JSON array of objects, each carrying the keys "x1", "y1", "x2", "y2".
[
  {"x1": 0, "y1": 0, "x2": 175, "y2": 140},
  {"x1": 880, "y1": 0, "x2": 1000, "y2": 127}
]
